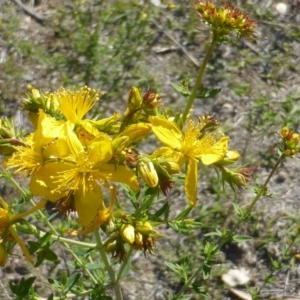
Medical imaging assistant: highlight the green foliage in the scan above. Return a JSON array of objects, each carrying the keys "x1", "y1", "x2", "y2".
[
  {"x1": 9, "y1": 276, "x2": 36, "y2": 300},
  {"x1": 0, "y1": 0, "x2": 299, "y2": 299}
]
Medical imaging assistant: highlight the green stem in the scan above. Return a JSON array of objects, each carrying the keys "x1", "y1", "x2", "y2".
[
  {"x1": 173, "y1": 264, "x2": 203, "y2": 300},
  {"x1": 94, "y1": 230, "x2": 123, "y2": 300},
  {"x1": 181, "y1": 38, "x2": 217, "y2": 124},
  {"x1": 245, "y1": 154, "x2": 284, "y2": 216}
]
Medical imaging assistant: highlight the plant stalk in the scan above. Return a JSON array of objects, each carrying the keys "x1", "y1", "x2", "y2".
[
  {"x1": 245, "y1": 154, "x2": 283, "y2": 215},
  {"x1": 94, "y1": 230, "x2": 123, "y2": 300},
  {"x1": 181, "y1": 38, "x2": 217, "y2": 124}
]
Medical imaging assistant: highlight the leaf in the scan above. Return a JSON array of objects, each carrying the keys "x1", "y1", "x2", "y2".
[
  {"x1": 138, "y1": 189, "x2": 158, "y2": 213},
  {"x1": 28, "y1": 241, "x2": 40, "y2": 254},
  {"x1": 153, "y1": 202, "x2": 170, "y2": 218},
  {"x1": 196, "y1": 87, "x2": 221, "y2": 99},
  {"x1": 175, "y1": 206, "x2": 193, "y2": 221},
  {"x1": 166, "y1": 262, "x2": 187, "y2": 279},
  {"x1": 9, "y1": 276, "x2": 36, "y2": 297},
  {"x1": 192, "y1": 279, "x2": 210, "y2": 297},
  {"x1": 168, "y1": 222, "x2": 179, "y2": 232},
  {"x1": 47, "y1": 294, "x2": 54, "y2": 300},
  {"x1": 202, "y1": 262, "x2": 211, "y2": 280},
  {"x1": 40, "y1": 232, "x2": 52, "y2": 245},
  {"x1": 65, "y1": 272, "x2": 81, "y2": 292},
  {"x1": 232, "y1": 235, "x2": 253, "y2": 242},
  {"x1": 43, "y1": 247, "x2": 58, "y2": 262},
  {"x1": 119, "y1": 259, "x2": 131, "y2": 279},
  {"x1": 204, "y1": 229, "x2": 222, "y2": 238},
  {"x1": 61, "y1": 271, "x2": 67, "y2": 286},
  {"x1": 171, "y1": 82, "x2": 190, "y2": 97}
]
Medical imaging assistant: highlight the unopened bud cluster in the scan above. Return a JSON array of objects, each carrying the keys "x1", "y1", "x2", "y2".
[
  {"x1": 279, "y1": 127, "x2": 300, "y2": 157},
  {"x1": 103, "y1": 218, "x2": 161, "y2": 261}
]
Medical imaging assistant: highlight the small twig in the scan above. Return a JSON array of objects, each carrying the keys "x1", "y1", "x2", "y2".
[{"x1": 12, "y1": 0, "x2": 45, "y2": 25}]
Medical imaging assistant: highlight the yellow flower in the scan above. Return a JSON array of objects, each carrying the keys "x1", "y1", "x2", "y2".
[
  {"x1": 30, "y1": 122, "x2": 139, "y2": 227},
  {"x1": 149, "y1": 116, "x2": 229, "y2": 206},
  {"x1": 51, "y1": 86, "x2": 105, "y2": 136},
  {"x1": 5, "y1": 110, "x2": 64, "y2": 175}
]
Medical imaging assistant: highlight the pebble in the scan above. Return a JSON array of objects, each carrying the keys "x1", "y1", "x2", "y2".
[{"x1": 275, "y1": 3, "x2": 289, "y2": 14}]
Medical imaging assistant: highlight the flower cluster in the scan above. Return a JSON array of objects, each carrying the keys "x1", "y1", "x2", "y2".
[
  {"x1": 104, "y1": 218, "x2": 161, "y2": 261},
  {"x1": 279, "y1": 127, "x2": 300, "y2": 157},
  {"x1": 0, "y1": 85, "x2": 244, "y2": 263},
  {"x1": 195, "y1": 0, "x2": 256, "y2": 40}
]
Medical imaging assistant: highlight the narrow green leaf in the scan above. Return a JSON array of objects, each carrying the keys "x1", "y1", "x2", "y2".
[
  {"x1": 44, "y1": 248, "x2": 58, "y2": 262},
  {"x1": 171, "y1": 82, "x2": 190, "y2": 97},
  {"x1": 196, "y1": 87, "x2": 221, "y2": 99},
  {"x1": 119, "y1": 259, "x2": 131, "y2": 279},
  {"x1": 154, "y1": 202, "x2": 169, "y2": 218},
  {"x1": 192, "y1": 279, "x2": 210, "y2": 297},
  {"x1": 47, "y1": 294, "x2": 54, "y2": 300},
  {"x1": 175, "y1": 206, "x2": 193, "y2": 221},
  {"x1": 65, "y1": 272, "x2": 81, "y2": 292},
  {"x1": 61, "y1": 271, "x2": 67, "y2": 286},
  {"x1": 202, "y1": 263, "x2": 211, "y2": 280},
  {"x1": 232, "y1": 235, "x2": 253, "y2": 242},
  {"x1": 9, "y1": 277, "x2": 36, "y2": 297},
  {"x1": 40, "y1": 232, "x2": 52, "y2": 245}
]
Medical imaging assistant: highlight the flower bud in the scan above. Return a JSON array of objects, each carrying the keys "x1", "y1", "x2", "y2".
[
  {"x1": 279, "y1": 127, "x2": 290, "y2": 139},
  {"x1": 138, "y1": 160, "x2": 159, "y2": 187},
  {"x1": 216, "y1": 151, "x2": 240, "y2": 166},
  {"x1": 120, "y1": 123, "x2": 152, "y2": 144},
  {"x1": 104, "y1": 240, "x2": 117, "y2": 253},
  {"x1": 120, "y1": 224, "x2": 135, "y2": 244},
  {"x1": 142, "y1": 91, "x2": 161, "y2": 115},
  {"x1": 158, "y1": 160, "x2": 180, "y2": 176},
  {"x1": 127, "y1": 86, "x2": 143, "y2": 111},
  {"x1": 0, "y1": 244, "x2": 8, "y2": 267},
  {"x1": 134, "y1": 232, "x2": 143, "y2": 246},
  {"x1": 286, "y1": 133, "x2": 300, "y2": 149},
  {"x1": 0, "y1": 208, "x2": 10, "y2": 228},
  {"x1": 135, "y1": 221, "x2": 153, "y2": 235}
]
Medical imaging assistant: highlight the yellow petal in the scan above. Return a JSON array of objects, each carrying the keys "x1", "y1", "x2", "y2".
[
  {"x1": 74, "y1": 184, "x2": 103, "y2": 227},
  {"x1": 152, "y1": 147, "x2": 185, "y2": 166},
  {"x1": 9, "y1": 226, "x2": 34, "y2": 264},
  {"x1": 120, "y1": 123, "x2": 152, "y2": 144},
  {"x1": 0, "y1": 207, "x2": 10, "y2": 227},
  {"x1": 91, "y1": 113, "x2": 120, "y2": 134},
  {"x1": 57, "y1": 121, "x2": 84, "y2": 159},
  {"x1": 185, "y1": 157, "x2": 198, "y2": 206},
  {"x1": 100, "y1": 163, "x2": 139, "y2": 191},
  {"x1": 29, "y1": 162, "x2": 71, "y2": 201},
  {"x1": 88, "y1": 133, "x2": 113, "y2": 165},
  {"x1": 80, "y1": 120, "x2": 100, "y2": 136},
  {"x1": 33, "y1": 110, "x2": 64, "y2": 149},
  {"x1": 57, "y1": 87, "x2": 99, "y2": 123},
  {"x1": 149, "y1": 116, "x2": 183, "y2": 150},
  {"x1": 199, "y1": 137, "x2": 229, "y2": 165}
]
